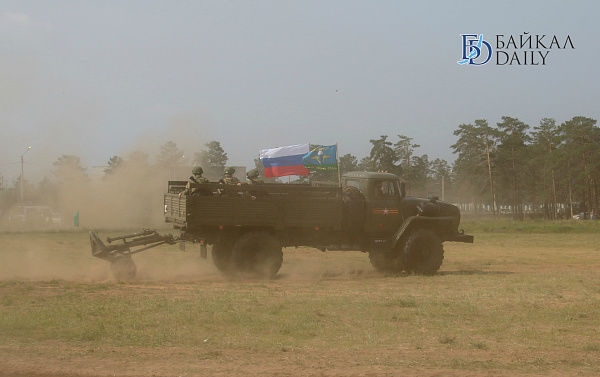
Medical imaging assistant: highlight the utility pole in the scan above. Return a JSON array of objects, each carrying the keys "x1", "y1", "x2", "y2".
[{"x1": 20, "y1": 146, "x2": 31, "y2": 203}]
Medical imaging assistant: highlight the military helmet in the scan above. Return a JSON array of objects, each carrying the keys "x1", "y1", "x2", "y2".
[
  {"x1": 192, "y1": 166, "x2": 204, "y2": 176},
  {"x1": 224, "y1": 167, "x2": 235, "y2": 175},
  {"x1": 247, "y1": 169, "x2": 259, "y2": 179}
]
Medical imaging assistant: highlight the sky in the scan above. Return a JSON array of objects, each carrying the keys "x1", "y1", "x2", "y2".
[{"x1": 1, "y1": 0, "x2": 598, "y2": 184}]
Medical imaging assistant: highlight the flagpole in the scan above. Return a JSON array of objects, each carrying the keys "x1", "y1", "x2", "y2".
[
  {"x1": 336, "y1": 143, "x2": 341, "y2": 188},
  {"x1": 307, "y1": 141, "x2": 311, "y2": 186}
]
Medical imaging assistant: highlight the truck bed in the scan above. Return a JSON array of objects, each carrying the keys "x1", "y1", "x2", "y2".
[{"x1": 164, "y1": 182, "x2": 344, "y2": 231}]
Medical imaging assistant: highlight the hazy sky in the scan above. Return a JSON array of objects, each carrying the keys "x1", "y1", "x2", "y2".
[{"x1": 1, "y1": 0, "x2": 598, "y2": 183}]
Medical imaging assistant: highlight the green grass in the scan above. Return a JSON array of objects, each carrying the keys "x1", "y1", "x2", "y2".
[
  {"x1": 2, "y1": 271, "x2": 600, "y2": 373},
  {"x1": 462, "y1": 217, "x2": 600, "y2": 234},
  {"x1": 1, "y1": 223, "x2": 600, "y2": 376}
]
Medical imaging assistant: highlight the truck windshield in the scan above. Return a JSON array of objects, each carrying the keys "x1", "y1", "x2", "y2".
[{"x1": 373, "y1": 180, "x2": 397, "y2": 198}]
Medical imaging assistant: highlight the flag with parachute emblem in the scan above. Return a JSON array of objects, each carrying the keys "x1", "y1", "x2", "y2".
[{"x1": 302, "y1": 144, "x2": 338, "y2": 171}]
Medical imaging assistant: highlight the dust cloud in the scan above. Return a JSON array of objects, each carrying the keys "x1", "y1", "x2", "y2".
[
  {"x1": 0, "y1": 234, "x2": 380, "y2": 285},
  {"x1": 0, "y1": 136, "x2": 377, "y2": 282},
  {"x1": 0, "y1": 232, "x2": 377, "y2": 283},
  {"x1": 3, "y1": 149, "x2": 195, "y2": 231},
  {"x1": 0, "y1": 133, "x2": 212, "y2": 281},
  {"x1": 80, "y1": 157, "x2": 171, "y2": 229}
]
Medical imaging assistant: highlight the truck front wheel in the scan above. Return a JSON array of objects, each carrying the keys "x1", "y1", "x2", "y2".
[
  {"x1": 403, "y1": 229, "x2": 444, "y2": 275},
  {"x1": 232, "y1": 232, "x2": 283, "y2": 278}
]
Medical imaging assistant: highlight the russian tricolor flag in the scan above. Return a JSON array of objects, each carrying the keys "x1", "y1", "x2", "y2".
[{"x1": 259, "y1": 144, "x2": 310, "y2": 178}]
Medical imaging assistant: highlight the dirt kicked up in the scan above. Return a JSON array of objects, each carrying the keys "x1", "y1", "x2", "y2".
[{"x1": 1, "y1": 229, "x2": 600, "y2": 377}]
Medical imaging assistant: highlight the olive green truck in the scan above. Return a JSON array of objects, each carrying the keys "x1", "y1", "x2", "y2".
[{"x1": 90, "y1": 171, "x2": 473, "y2": 279}]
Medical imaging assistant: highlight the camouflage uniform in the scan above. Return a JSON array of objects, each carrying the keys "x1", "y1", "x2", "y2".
[
  {"x1": 246, "y1": 168, "x2": 262, "y2": 184},
  {"x1": 220, "y1": 167, "x2": 240, "y2": 185},
  {"x1": 180, "y1": 167, "x2": 209, "y2": 196}
]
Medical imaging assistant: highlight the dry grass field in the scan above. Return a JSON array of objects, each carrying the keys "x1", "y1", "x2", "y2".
[{"x1": 1, "y1": 220, "x2": 600, "y2": 376}]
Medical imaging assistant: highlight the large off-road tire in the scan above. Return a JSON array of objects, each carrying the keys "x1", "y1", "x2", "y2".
[
  {"x1": 110, "y1": 256, "x2": 136, "y2": 280},
  {"x1": 369, "y1": 250, "x2": 404, "y2": 274},
  {"x1": 403, "y1": 229, "x2": 444, "y2": 275},
  {"x1": 211, "y1": 240, "x2": 234, "y2": 274},
  {"x1": 231, "y1": 232, "x2": 283, "y2": 278}
]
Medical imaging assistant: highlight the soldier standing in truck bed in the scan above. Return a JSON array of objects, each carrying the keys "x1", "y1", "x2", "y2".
[
  {"x1": 246, "y1": 168, "x2": 262, "y2": 184},
  {"x1": 179, "y1": 166, "x2": 209, "y2": 197},
  {"x1": 220, "y1": 167, "x2": 240, "y2": 185}
]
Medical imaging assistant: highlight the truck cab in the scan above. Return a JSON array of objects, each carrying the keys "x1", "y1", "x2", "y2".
[
  {"x1": 342, "y1": 171, "x2": 406, "y2": 239},
  {"x1": 341, "y1": 171, "x2": 473, "y2": 274}
]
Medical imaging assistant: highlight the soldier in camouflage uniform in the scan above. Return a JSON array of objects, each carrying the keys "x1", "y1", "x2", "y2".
[
  {"x1": 246, "y1": 168, "x2": 262, "y2": 184},
  {"x1": 179, "y1": 166, "x2": 209, "y2": 197},
  {"x1": 220, "y1": 167, "x2": 240, "y2": 185}
]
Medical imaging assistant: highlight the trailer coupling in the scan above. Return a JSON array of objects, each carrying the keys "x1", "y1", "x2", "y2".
[{"x1": 89, "y1": 229, "x2": 176, "y2": 262}]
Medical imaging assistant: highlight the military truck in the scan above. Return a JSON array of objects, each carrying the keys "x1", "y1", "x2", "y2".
[{"x1": 90, "y1": 171, "x2": 473, "y2": 279}]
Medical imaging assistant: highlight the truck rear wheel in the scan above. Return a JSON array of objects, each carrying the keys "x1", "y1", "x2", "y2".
[
  {"x1": 211, "y1": 240, "x2": 234, "y2": 273},
  {"x1": 403, "y1": 229, "x2": 444, "y2": 275},
  {"x1": 232, "y1": 232, "x2": 283, "y2": 278}
]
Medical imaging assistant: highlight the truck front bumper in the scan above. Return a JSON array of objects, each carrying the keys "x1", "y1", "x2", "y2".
[{"x1": 450, "y1": 230, "x2": 474, "y2": 243}]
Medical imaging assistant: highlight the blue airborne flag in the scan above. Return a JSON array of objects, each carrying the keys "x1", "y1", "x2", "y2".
[{"x1": 302, "y1": 145, "x2": 338, "y2": 171}]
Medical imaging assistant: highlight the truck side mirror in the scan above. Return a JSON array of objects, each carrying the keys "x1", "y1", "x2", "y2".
[{"x1": 400, "y1": 182, "x2": 406, "y2": 197}]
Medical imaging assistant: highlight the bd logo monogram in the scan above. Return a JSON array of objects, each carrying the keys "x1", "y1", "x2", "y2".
[{"x1": 458, "y1": 34, "x2": 493, "y2": 65}]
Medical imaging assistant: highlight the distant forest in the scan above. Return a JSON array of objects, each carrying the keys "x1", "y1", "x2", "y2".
[{"x1": 3, "y1": 115, "x2": 598, "y2": 220}]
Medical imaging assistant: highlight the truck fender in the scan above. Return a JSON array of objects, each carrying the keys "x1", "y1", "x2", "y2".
[{"x1": 391, "y1": 216, "x2": 456, "y2": 248}]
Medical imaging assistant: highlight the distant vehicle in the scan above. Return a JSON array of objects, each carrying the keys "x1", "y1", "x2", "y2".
[
  {"x1": 91, "y1": 171, "x2": 473, "y2": 279},
  {"x1": 6, "y1": 205, "x2": 63, "y2": 228},
  {"x1": 572, "y1": 212, "x2": 597, "y2": 220}
]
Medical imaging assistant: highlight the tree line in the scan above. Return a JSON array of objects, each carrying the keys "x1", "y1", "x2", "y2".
[
  {"x1": 2, "y1": 114, "x2": 598, "y2": 220},
  {"x1": 336, "y1": 115, "x2": 599, "y2": 220},
  {"x1": 451, "y1": 116, "x2": 599, "y2": 219}
]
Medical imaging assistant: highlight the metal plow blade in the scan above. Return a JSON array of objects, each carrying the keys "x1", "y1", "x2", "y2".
[{"x1": 89, "y1": 229, "x2": 176, "y2": 262}]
